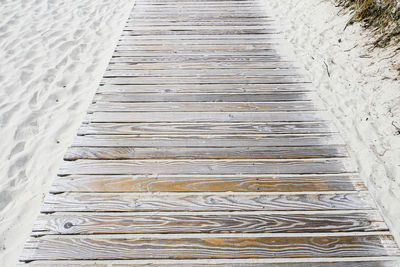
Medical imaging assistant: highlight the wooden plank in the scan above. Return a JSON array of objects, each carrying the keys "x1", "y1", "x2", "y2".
[
  {"x1": 88, "y1": 102, "x2": 322, "y2": 112},
  {"x1": 92, "y1": 93, "x2": 313, "y2": 102},
  {"x1": 123, "y1": 26, "x2": 275, "y2": 31},
  {"x1": 78, "y1": 122, "x2": 335, "y2": 135},
  {"x1": 129, "y1": 15, "x2": 270, "y2": 20},
  {"x1": 133, "y1": 7, "x2": 263, "y2": 11},
  {"x1": 114, "y1": 45, "x2": 279, "y2": 51},
  {"x1": 112, "y1": 50, "x2": 279, "y2": 56},
  {"x1": 64, "y1": 146, "x2": 348, "y2": 160},
  {"x1": 109, "y1": 56, "x2": 283, "y2": 63},
  {"x1": 126, "y1": 21, "x2": 274, "y2": 26},
  {"x1": 41, "y1": 192, "x2": 374, "y2": 212},
  {"x1": 101, "y1": 77, "x2": 307, "y2": 84},
  {"x1": 96, "y1": 84, "x2": 312, "y2": 93},
  {"x1": 107, "y1": 62, "x2": 297, "y2": 70},
  {"x1": 71, "y1": 134, "x2": 345, "y2": 147},
  {"x1": 21, "y1": 234, "x2": 399, "y2": 261},
  {"x1": 84, "y1": 112, "x2": 326, "y2": 123},
  {"x1": 31, "y1": 211, "x2": 387, "y2": 235},
  {"x1": 49, "y1": 174, "x2": 366, "y2": 193},
  {"x1": 117, "y1": 38, "x2": 281, "y2": 44},
  {"x1": 119, "y1": 34, "x2": 281, "y2": 40},
  {"x1": 127, "y1": 19, "x2": 273, "y2": 24},
  {"x1": 103, "y1": 69, "x2": 300, "y2": 76},
  {"x1": 122, "y1": 29, "x2": 277, "y2": 36},
  {"x1": 58, "y1": 158, "x2": 356, "y2": 175},
  {"x1": 134, "y1": 3, "x2": 262, "y2": 7},
  {"x1": 17, "y1": 260, "x2": 400, "y2": 267}
]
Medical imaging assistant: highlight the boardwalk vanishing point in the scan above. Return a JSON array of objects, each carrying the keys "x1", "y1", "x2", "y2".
[{"x1": 19, "y1": 0, "x2": 400, "y2": 266}]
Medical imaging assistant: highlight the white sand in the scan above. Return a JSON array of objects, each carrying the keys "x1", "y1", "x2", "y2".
[
  {"x1": 261, "y1": 0, "x2": 400, "y2": 243},
  {"x1": 0, "y1": 0, "x2": 134, "y2": 265},
  {"x1": 0, "y1": 0, "x2": 399, "y2": 266}
]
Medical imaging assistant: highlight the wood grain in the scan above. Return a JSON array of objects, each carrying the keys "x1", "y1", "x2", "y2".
[
  {"x1": 41, "y1": 192, "x2": 373, "y2": 212},
  {"x1": 84, "y1": 112, "x2": 328, "y2": 123},
  {"x1": 71, "y1": 134, "x2": 345, "y2": 147},
  {"x1": 103, "y1": 69, "x2": 300, "y2": 76},
  {"x1": 107, "y1": 62, "x2": 296, "y2": 70},
  {"x1": 21, "y1": 235, "x2": 399, "y2": 261},
  {"x1": 58, "y1": 158, "x2": 356, "y2": 175},
  {"x1": 92, "y1": 93, "x2": 314, "y2": 102},
  {"x1": 78, "y1": 122, "x2": 336, "y2": 135},
  {"x1": 32, "y1": 212, "x2": 387, "y2": 235},
  {"x1": 88, "y1": 102, "x2": 323, "y2": 112},
  {"x1": 101, "y1": 76, "x2": 308, "y2": 84},
  {"x1": 96, "y1": 84, "x2": 312, "y2": 93},
  {"x1": 109, "y1": 56, "x2": 283, "y2": 63},
  {"x1": 17, "y1": 260, "x2": 400, "y2": 267},
  {"x1": 50, "y1": 174, "x2": 366, "y2": 193},
  {"x1": 64, "y1": 146, "x2": 348, "y2": 160}
]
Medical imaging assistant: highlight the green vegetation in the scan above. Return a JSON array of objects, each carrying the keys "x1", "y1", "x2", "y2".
[{"x1": 336, "y1": 0, "x2": 400, "y2": 47}]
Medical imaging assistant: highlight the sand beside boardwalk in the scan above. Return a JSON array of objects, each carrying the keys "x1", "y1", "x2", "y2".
[
  {"x1": 0, "y1": 0, "x2": 134, "y2": 265},
  {"x1": 0, "y1": 0, "x2": 399, "y2": 266},
  {"x1": 262, "y1": 0, "x2": 400, "y2": 244}
]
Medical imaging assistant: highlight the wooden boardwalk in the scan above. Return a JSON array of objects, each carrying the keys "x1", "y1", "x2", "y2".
[{"x1": 20, "y1": 0, "x2": 400, "y2": 266}]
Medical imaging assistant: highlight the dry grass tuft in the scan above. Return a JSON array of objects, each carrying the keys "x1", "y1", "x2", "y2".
[{"x1": 335, "y1": 0, "x2": 400, "y2": 47}]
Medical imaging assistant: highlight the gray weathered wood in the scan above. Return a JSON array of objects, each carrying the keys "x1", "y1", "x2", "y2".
[
  {"x1": 88, "y1": 102, "x2": 322, "y2": 112},
  {"x1": 41, "y1": 192, "x2": 373, "y2": 212},
  {"x1": 71, "y1": 134, "x2": 345, "y2": 147},
  {"x1": 78, "y1": 122, "x2": 336, "y2": 135},
  {"x1": 84, "y1": 112, "x2": 326, "y2": 123},
  {"x1": 49, "y1": 174, "x2": 366, "y2": 193},
  {"x1": 21, "y1": 234, "x2": 400, "y2": 261},
  {"x1": 58, "y1": 158, "x2": 356, "y2": 175},
  {"x1": 64, "y1": 146, "x2": 348, "y2": 160},
  {"x1": 96, "y1": 83, "x2": 312, "y2": 93},
  {"x1": 32, "y1": 212, "x2": 386, "y2": 235}
]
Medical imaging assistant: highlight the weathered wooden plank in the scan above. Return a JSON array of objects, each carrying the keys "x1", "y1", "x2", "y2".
[
  {"x1": 127, "y1": 19, "x2": 273, "y2": 25},
  {"x1": 97, "y1": 84, "x2": 312, "y2": 93},
  {"x1": 21, "y1": 234, "x2": 399, "y2": 261},
  {"x1": 93, "y1": 93, "x2": 313, "y2": 102},
  {"x1": 107, "y1": 62, "x2": 296, "y2": 70},
  {"x1": 64, "y1": 146, "x2": 348, "y2": 160},
  {"x1": 41, "y1": 192, "x2": 373, "y2": 212},
  {"x1": 88, "y1": 102, "x2": 322, "y2": 112},
  {"x1": 118, "y1": 38, "x2": 281, "y2": 44},
  {"x1": 133, "y1": 7, "x2": 263, "y2": 11},
  {"x1": 84, "y1": 112, "x2": 326, "y2": 123},
  {"x1": 134, "y1": 3, "x2": 262, "y2": 7},
  {"x1": 126, "y1": 21, "x2": 273, "y2": 26},
  {"x1": 32, "y1": 212, "x2": 387, "y2": 235},
  {"x1": 123, "y1": 30, "x2": 276, "y2": 36},
  {"x1": 114, "y1": 45, "x2": 279, "y2": 51},
  {"x1": 49, "y1": 174, "x2": 366, "y2": 193},
  {"x1": 112, "y1": 50, "x2": 278, "y2": 56},
  {"x1": 78, "y1": 122, "x2": 335, "y2": 135},
  {"x1": 109, "y1": 56, "x2": 283, "y2": 63},
  {"x1": 124, "y1": 26, "x2": 274, "y2": 31},
  {"x1": 101, "y1": 77, "x2": 307, "y2": 84},
  {"x1": 58, "y1": 158, "x2": 356, "y2": 175},
  {"x1": 16, "y1": 260, "x2": 400, "y2": 267},
  {"x1": 119, "y1": 34, "x2": 280, "y2": 40},
  {"x1": 71, "y1": 134, "x2": 345, "y2": 147},
  {"x1": 103, "y1": 69, "x2": 300, "y2": 77},
  {"x1": 129, "y1": 15, "x2": 271, "y2": 20}
]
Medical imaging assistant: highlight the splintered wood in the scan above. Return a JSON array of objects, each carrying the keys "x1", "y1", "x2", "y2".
[{"x1": 19, "y1": 0, "x2": 400, "y2": 266}]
